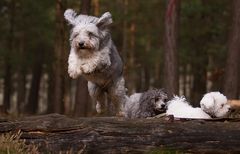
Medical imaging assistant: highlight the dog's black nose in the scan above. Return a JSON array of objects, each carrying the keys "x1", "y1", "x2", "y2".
[
  {"x1": 78, "y1": 42, "x2": 85, "y2": 48},
  {"x1": 161, "y1": 104, "x2": 166, "y2": 108},
  {"x1": 229, "y1": 108, "x2": 235, "y2": 112}
]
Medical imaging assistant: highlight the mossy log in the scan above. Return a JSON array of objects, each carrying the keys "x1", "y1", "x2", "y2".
[{"x1": 0, "y1": 114, "x2": 240, "y2": 153}]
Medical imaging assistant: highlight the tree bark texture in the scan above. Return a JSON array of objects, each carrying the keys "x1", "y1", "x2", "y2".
[
  {"x1": 163, "y1": 0, "x2": 180, "y2": 96},
  {"x1": 80, "y1": 0, "x2": 91, "y2": 14},
  {"x1": 26, "y1": 51, "x2": 43, "y2": 114},
  {"x1": 17, "y1": 33, "x2": 26, "y2": 114},
  {"x1": 127, "y1": 20, "x2": 137, "y2": 93},
  {"x1": 48, "y1": 0, "x2": 67, "y2": 114},
  {"x1": 224, "y1": 0, "x2": 240, "y2": 99},
  {"x1": 191, "y1": 61, "x2": 207, "y2": 106},
  {"x1": 0, "y1": 114, "x2": 240, "y2": 153},
  {"x1": 74, "y1": 77, "x2": 90, "y2": 116},
  {"x1": 3, "y1": 0, "x2": 16, "y2": 112}
]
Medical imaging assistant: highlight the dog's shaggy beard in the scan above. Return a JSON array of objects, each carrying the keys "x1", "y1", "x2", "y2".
[
  {"x1": 70, "y1": 27, "x2": 102, "y2": 58},
  {"x1": 72, "y1": 39, "x2": 97, "y2": 58}
]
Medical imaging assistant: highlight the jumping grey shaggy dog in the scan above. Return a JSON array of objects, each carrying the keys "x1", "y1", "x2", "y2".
[
  {"x1": 124, "y1": 89, "x2": 168, "y2": 118},
  {"x1": 64, "y1": 9, "x2": 128, "y2": 113}
]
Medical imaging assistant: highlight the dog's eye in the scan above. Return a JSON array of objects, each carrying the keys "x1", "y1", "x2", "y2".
[
  {"x1": 71, "y1": 33, "x2": 78, "y2": 40},
  {"x1": 88, "y1": 32, "x2": 97, "y2": 38},
  {"x1": 221, "y1": 104, "x2": 224, "y2": 108},
  {"x1": 88, "y1": 32, "x2": 94, "y2": 36},
  {"x1": 155, "y1": 98, "x2": 159, "y2": 102}
]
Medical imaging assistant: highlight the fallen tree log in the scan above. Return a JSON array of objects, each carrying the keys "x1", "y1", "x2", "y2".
[
  {"x1": 229, "y1": 100, "x2": 240, "y2": 109},
  {"x1": 0, "y1": 114, "x2": 240, "y2": 153}
]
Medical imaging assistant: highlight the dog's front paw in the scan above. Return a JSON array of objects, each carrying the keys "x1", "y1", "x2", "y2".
[
  {"x1": 68, "y1": 67, "x2": 82, "y2": 79},
  {"x1": 68, "y1": 69, "x2": 79, "y2": 79},
  {"x1": 81, "y1": 64, "x2": 94, "y2": 74}
]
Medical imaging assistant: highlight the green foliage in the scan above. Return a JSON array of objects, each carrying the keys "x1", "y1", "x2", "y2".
[
  {"x1": 0, "y1": 0, "x2": 55, "y2": 73},
  {"x1": 180, "y1": 0, "x2": 230, "y2": 69},
  {"x1": 20, "y1": 0, "x2": 55, "y2": 67}
]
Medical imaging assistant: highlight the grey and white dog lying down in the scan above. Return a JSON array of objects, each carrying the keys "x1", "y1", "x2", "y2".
[{"x1": 124, "y1": 89, "x2": 168, "y2": 118}]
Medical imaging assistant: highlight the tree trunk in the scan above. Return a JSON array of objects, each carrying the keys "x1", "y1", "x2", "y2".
[
  {"x1": 224, "y1": 0, "x2": 240, "y2": 99},
  {"x1": 143, "y1": 38, "x2": 151, "y2": 90},
  {"x1": 73, "y1": 0, "x2": 92, "y2": 117},
  {"x1": 17, "y1": 67, "x2": 26, "y2": 113},
  {"x1": 92, "y1": 0, "x2": 99, "y2": 16},
  {"x1": 47, "y1": 71, "x2": 54, "y2": 113},
  {"x1": 3, "y1": 63, "x2": 12, "y2": 113},
  {"x1": 80, "y1": 0, "x2": 91, "y2": 14},
  {"x1": 191, "y1": 63, "x2": 207, "y2": 106},
  {"x1": 3, "y1": 0, "x2": 16, "y2": 113},
  {"x1": 74, "y1": 77, "x2": 90, "y2": 116},
  {"x1": 127, "y1": 21, "x2": 137, "y2": 93},
  {"x1": 154, "y1": 60, "x2": 161, "y2": 87},
  {"x1": 163, "y1": 0, "x2": 180, "y2": 96},
  {"x1": 26, "y1": 51, "x2": 43, "y2": 114},
  {"x1": 17, "y1": 31, "x2": 26, "y2": 114},
  {"x1": 122, "y1": 0, "x2": 128, "y2": 58},
  {"x1": 17, "y1": 70, "x2": 26, "y2": 113},
  {"x1": 48, "y1": 0, "x2": 67, "y2": 114},
  {"x1": 1, "y1": 114, "x2": 240, "y2": 153}
]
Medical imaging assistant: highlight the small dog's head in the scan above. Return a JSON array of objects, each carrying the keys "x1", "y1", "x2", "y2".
[
  {"x1": 139, "y1": 89, "x2": 168, "y2": 114},
  {"x1": 64, "y1": 9, "x2": 112, "y2": 57},
  {"x1": 200, "y1": 92, "x2": 231, "y2": 118}
]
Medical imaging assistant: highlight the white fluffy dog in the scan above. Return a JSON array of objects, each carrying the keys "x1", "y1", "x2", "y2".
[
  {"x1": 166, "y1": 92, "x2": 231, "y2": 119},
  {"x1": 200, "y1": 92, "x2": 230, "y2": 118},
  {"x1": 166, "y1": 96, "x2": 211, "y2": 119}
]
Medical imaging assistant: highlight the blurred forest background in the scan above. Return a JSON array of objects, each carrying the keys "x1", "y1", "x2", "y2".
[{"x1": 0, "y1": 0, "x2": 239, "y2": 116}]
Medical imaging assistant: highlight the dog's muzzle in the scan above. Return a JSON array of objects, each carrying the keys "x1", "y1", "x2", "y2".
[
  {"x1": 154, "y1": 108, "x2": 166, "y2": 115},
  {"x1": 77, "y1": 41, "x2": 92, "y2": 50},
  {"x1": 78, "y1": 41, "x2": 85, "y2": 49},
  {"x1": 154, "y1": 103, "x2": 167, "y2": 115}
]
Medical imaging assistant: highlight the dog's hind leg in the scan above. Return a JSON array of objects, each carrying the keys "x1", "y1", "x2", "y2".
[
  {"x1": 88, "y1": 82, "x2": 106, "y2": 113},
  {"x1": 108, "y1": 77, "x2": 129, "y2": 115}
]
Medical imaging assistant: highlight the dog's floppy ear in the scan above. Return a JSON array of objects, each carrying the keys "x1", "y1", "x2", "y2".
[
  {"x1": 64, "y1": 9, "x2": 77, "y2": 26},
  {"x1": 200, "y1": 94, "x2": 215, "y2": 107},
  {"x1": 96, "y1": 12, "x2": 113, "y2": 29}
]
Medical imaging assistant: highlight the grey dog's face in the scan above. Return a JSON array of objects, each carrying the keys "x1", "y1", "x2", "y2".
[
  {"x1": 154, "y1": 98, "x2": 167, "y2": 110},
  {"x1": 64, "y1": 9, "x2": 113, "y2": 57},
  {"x1": 149, "y1": 90, "x2": 168, "y2": 113},
  {"x1": 153, "y1": 96, "x2": 167, "y2": 112},
  {"x1": 70, "y1": 24, "x2": 100, "y2": 54}
]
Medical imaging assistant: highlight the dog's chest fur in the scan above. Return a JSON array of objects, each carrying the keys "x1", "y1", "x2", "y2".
[{"x1": 82, "y1": 44, "x2": 123, "y2": 87}]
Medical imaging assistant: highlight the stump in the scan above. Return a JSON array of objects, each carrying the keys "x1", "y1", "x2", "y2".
[{"x1": 0, "y1": 113, "x2": 240, "y2": 153}]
